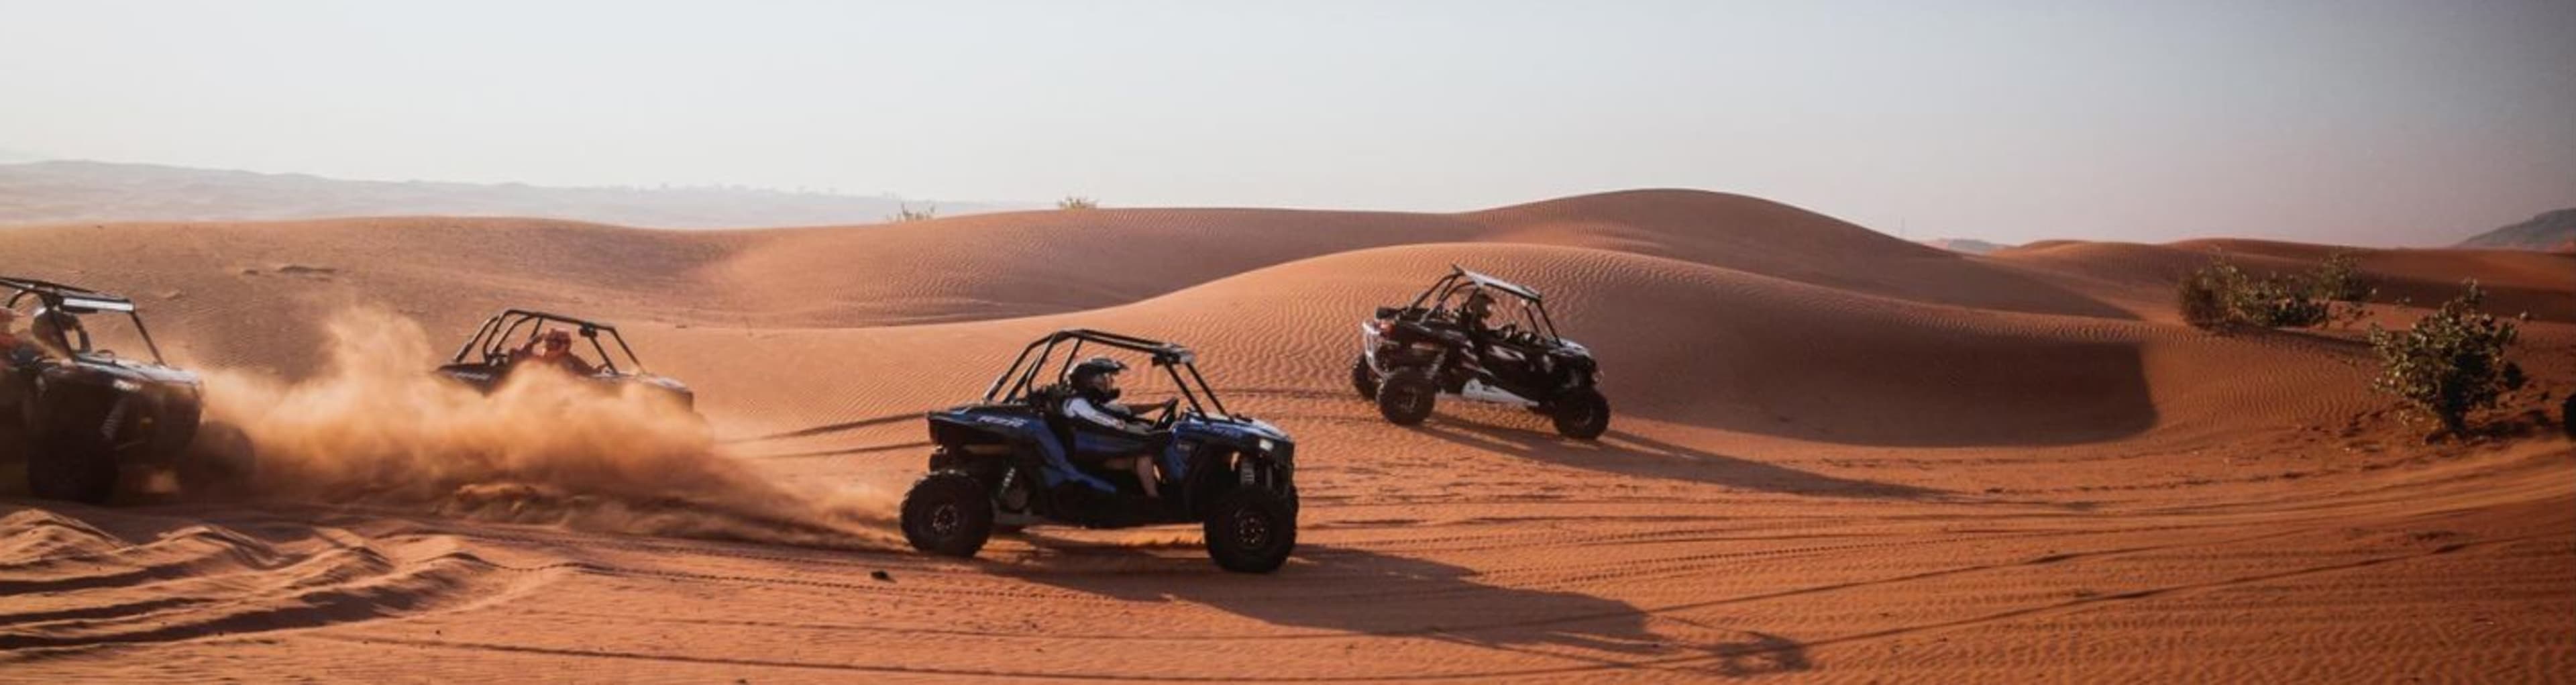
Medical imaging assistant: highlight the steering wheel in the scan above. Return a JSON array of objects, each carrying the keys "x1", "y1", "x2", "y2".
[{"x1": 1148, "y1": 399, "x2": 1183, "y2": 429}]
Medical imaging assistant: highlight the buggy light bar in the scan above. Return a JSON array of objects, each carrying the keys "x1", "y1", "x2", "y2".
[{"x1": 60, "y1": 297, "x2": 134, "y2": 312}]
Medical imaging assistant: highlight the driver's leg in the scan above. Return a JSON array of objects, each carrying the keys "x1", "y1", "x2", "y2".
[{"x1": 1132, "y1": 456, "x2": 1161, "y2": 498}]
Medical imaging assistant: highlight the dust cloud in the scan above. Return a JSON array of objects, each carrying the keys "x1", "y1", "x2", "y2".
[{"x1": 199, "y1": 308, "x2": 901, "y2": 549}]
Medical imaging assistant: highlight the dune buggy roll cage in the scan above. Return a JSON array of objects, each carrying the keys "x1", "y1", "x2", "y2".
[
  {"x1": 983, "y1": 329, "x2": 1232, "y2": 419},
  {"x1": 0, "y1": 276, "x2": 167, "y2": 363},
  {"x1": 1400, "y1": 266, "x2": 1564, "y2": 342},
  {"x1": 449, "y1": 309, "x2": 647, "y2": 374}
]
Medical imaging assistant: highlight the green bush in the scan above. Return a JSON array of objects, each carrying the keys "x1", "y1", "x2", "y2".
[
  {"x1": 2179, "y1": 252, "x2": 2370, "y2": 331},
  {"x1": 2367, "y1": 281, "x2": 2526, "y2": 436},
  {"x1": 2234, "y1": 272, "x2": 2330, "y2": 328},
  {"x1": 2311, "y1": 251, "x2": 2373, "y2": 303},
  {"x1": 1057, "y1": 196, "x2": 1098, "y2": 210},
  {"x1": 2178, "y1": 263, "x2": 2237, "y2": 329}
]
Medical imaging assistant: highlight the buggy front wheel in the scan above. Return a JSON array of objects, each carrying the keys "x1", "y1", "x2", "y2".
[
  {"x1": 901, "y1": 471, "x2": 995, "y2": 558},
  {"x1": 177, "y1": 421, "x2": 258, "y2": 498},
  {"x1": 1375, "y1": 369, "x2": 1438, "y2": 426},
  {"x1": 1349, "y1": 355, "x2": 1380, "y2": 401},
  {"x1": 1204, "y1": 487, "x2": 1297, "y2": 573},
  {"x1": 1549, "y1": 387, "x2": 1611, "y2": 440}
]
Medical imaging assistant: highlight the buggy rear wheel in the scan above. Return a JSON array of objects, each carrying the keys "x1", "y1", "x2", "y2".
[
  {"x1": 1375, "y1": 369, "x2": 1438, "y2": 426},
  {"x1": 28, "y1": 432, "x2": 117, "y2": 505},
  {"x1": 1349, "y1": 355, "x2": 1380, "y2": 401},
  {"x1": 1549, "y1": 387, "x2": 1611, "y2": 440},
  {"x1": 177, "y1": 421, "x2": 258, "y2": 498},
  {"x1": 901, "y1": 471, "x2": 995, "y2": 558},
  {"x1": 1204, "y1": 487, "x2": 1296, "y2": 574}
]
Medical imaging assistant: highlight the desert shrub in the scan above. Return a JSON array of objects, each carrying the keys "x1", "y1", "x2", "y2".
[
  {"x1": 2233, "y1": 272, "x2": 2331, "y2": 328},
  {"x1": 1057, "y1": 196, "x2": 1098, "y2": 210},
  {"x1": 2180, "y1": 253, "x2": 2369, "y2": 331},
  {"x1": 2311, "y1": 251, "x2": 2373, "y2": 303},
  {"x1": 889, "y1": 203, "x2": 938, "y2": 222},
  {"x1": 2177, "y1": 263, "x2": 2237, "y2": 329},
  {"x1": 2367, "y1": 281, "x2": 2526, "y2": 435}
]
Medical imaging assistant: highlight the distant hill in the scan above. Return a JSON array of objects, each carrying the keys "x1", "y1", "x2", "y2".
[
  {"x1": 2457, "y1": 208, "x2": 2576, "y2": 252},
  {"x1": 0, "y1": 160, "x2": 1034, "y2": 229},
  {"x1": 1920, "y1": 238, "x2": 2014, "y2": 255}
]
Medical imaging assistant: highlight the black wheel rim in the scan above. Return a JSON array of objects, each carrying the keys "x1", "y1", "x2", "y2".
[
  {"x1": 1234, "y1": 509, "x2": 1271, "y2": 549},
  {"x1": 927, "y1": 503, "x2": 960, "y2": 537}
]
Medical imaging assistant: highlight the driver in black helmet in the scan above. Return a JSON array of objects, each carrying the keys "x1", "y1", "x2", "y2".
[{"x1": 1063, "y1": 356, "x2": 1176, "y2": 498}]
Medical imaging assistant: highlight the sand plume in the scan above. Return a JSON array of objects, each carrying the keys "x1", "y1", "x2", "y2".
[{"x1": 197, "y1": 308, "x2": 898, "y2": 549}]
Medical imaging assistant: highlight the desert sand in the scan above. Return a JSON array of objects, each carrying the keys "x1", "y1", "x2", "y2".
[{"x1": 3, "y1": 189, "x2": 2571, "y2": 682}]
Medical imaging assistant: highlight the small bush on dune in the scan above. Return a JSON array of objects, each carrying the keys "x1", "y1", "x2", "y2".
[
  {"x1": 2177, "y1": 263, "x2": 2237, "y2": 329},
  {"x1": 2179, "y1": 252, "x2": 2372, "y2": 331},
  {"x1": 2367, "y1": 281, "x2": 2526, "y2": 437},
  {"x1": 2233, "y1": 270, "x2": 2332, "y2": 328},
  {"x1": 1057, "y1": 196, "x2": 1098, "y2": 210},
  {"x1": 2312, "y1": 251, "x2": 2374, "y2": 303}
]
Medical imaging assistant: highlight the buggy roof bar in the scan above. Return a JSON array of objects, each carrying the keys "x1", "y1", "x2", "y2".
[
  {"x1": 0, "y1": 275, "x2": 160, "y2": 359},
  {"x1": 1452, "y1": 266, "x2": 1542, "y2": 302},
  {"x1": 495, "y1": 309, "x2": 622, "y2": 331},
  {"x1": 451, "y1": 308, "x2": 649, "y2": 372},
  {"x1": 0, "y1": 276, "x2": 133, "y2": 305},
  {"x1": 1030, "y1": 328, "x2": 1193, "y2": 361},
  {"x1": 981, "y1": 328, "x2": 1228, "y2": 416}
]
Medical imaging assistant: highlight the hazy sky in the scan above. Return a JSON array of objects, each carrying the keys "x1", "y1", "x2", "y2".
[{"x1": 3, "y1": 1, "x2": 2569, "y2": 246}]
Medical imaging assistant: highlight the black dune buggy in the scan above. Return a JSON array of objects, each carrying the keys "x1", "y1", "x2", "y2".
[
  {"x1": 1352, "y1": 266, "x2": 1609, "y2": 439},
  {"x1": 433, "y1": 309, "x2": 695, "y2": 411},
  {"x1": 1, "y1": 277, "x2": 256, "y2": 503},
  {"x1": 902, "y1": 329, "x2": 1299, "y2": 573}
]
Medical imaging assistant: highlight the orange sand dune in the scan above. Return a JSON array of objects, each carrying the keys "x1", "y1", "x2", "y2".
[{"x1": 3, "y1": 190, "x2": 2571, "y2": 682}]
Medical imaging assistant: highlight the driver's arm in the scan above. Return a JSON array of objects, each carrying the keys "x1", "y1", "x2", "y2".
[{"x1": 1066, "y1": 397, "x2": 1155, "y2": 435}]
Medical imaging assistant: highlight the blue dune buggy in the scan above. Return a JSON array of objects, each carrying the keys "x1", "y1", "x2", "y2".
[{"x1": 900, "y1": 329, "x2": 1299, "y2": 573}]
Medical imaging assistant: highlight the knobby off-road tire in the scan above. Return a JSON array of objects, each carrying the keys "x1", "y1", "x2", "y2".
[
  {"x1": 1549, "y1": 386, "x2": 1611, "y2": 440},
  {"x1": 176, "y1": 421, "x2": 258, "y2": 498},
  {"x1": 901, "y1": 470, "x2": 996, "y2": 558},
  {"x1": 1375, "y1": 368, "x2": 1439, "y2": 426},
  {"x1": 1203, "y1": 486, "x2": 1297, "y2": 574},
  {"x1": 1350, "y1": 355, "x2": 1381, "y2": 401}
]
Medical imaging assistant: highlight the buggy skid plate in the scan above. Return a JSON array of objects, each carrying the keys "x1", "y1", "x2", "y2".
[{"x1": 1452, "y1": 380, "x2": 1538, "y2": 407}]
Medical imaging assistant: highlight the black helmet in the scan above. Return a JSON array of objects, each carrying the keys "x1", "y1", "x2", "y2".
[
  {"x1": 1068, "y1": 356, "x2": 1128, "y2": 402},
  {"x1": 1069, "y1": 356, "x2": 1127, "y2": 385}
]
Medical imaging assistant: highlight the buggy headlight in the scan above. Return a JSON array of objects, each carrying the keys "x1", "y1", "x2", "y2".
[
  {"x1": 1257, "y1": 438, "x2": 1275, "y2": 452},
  {"x1": 112, "y1": 378, "x2": 142, "y2": 392}
]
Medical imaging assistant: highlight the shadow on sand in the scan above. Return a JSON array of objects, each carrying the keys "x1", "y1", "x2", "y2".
[
  {"x1": 1010, "y1": 542, "x2": 1813, "y2": 678},
  {"x1": 1407, "y1": 411, "x2": 1955, "y2": 500}
]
